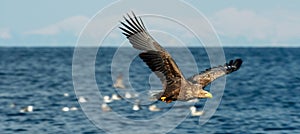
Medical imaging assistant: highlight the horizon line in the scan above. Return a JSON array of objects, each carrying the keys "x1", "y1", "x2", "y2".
[{"x1": 1, "y1": 46, "x2": 299, "y2": 48}]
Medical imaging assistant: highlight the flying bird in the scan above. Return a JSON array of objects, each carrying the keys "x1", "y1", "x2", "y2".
[
  {"x1": 113, "y1": 74, "x2": 126, "y2": 89},
  {"x1": 119, "y1": 12, "x2": 242, "y2": 103}
]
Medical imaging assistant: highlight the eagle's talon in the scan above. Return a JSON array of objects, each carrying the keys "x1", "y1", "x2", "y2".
[{"x1": 166, "y1": 100, "x2": 172, "y2": 103}]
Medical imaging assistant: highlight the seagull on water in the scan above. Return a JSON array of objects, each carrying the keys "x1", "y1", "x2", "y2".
[
  {"x1": 20, "y1": 105, "x2": 33, "y2": 113},
  {"x1": 190, "y1": 106, "x2": 204, "y2": 116},
  {"x1": 148, "y1": 104, "x2": 161, "y2": 112}
]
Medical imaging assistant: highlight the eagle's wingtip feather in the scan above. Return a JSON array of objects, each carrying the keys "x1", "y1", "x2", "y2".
[{"x1": 233, "y1": 59, "x2": 243, "y2": 71}]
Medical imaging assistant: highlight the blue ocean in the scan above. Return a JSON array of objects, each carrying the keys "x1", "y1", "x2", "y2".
[{"x1": 1, "y1": 47, "x2": 299, "y2": 133}]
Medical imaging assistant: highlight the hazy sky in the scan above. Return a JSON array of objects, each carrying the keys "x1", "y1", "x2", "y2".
[{"x1": 0, "y1": 0, "x2": 299, "y2": 47}]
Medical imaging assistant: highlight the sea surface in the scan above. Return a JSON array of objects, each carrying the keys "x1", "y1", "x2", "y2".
[{"x1": 0, "y1": 47, "x2": 299, "y2": 134}]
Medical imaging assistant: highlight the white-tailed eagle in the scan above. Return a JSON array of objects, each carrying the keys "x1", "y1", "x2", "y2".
[{"x1": 119, "y1": 12, "x2": 242, "y2": 103}]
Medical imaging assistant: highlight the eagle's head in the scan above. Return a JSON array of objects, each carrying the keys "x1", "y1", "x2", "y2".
[{"x1": 198, "y1": 90, "x2": 213, "y2": 98}]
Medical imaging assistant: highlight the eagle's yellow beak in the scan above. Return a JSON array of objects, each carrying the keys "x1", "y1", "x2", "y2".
[{"x1": 204, "y1": 92, "x2": 213, "y2": 98}]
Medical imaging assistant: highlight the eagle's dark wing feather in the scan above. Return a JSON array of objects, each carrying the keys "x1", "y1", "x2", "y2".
[
  {"x1": 120, "y1": 12, "x2": 185, "y2": 97},
  {"x1": 139, "y1": 51, "x2": 184, "y2": 101},
  {"x1": 139, "y1": 51, "x2": 184, "y2": 86},
  {"x1": 119, "y1": 12, "x2": 165, "y2": 52},
  {"x1": 188, "y1": 59, "x2": 242, "y2": 87}
]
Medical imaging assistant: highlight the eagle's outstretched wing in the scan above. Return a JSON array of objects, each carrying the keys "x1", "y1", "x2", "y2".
[
  {"x1": 187, "y1": 59, "x2": 243, "y2": 88},
  {"x1": 119, "y1": 12, "x2": 165, "y2": 52},
  {"x1": 119, "y1": 12, "x2": 185, "y2": 96}
]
